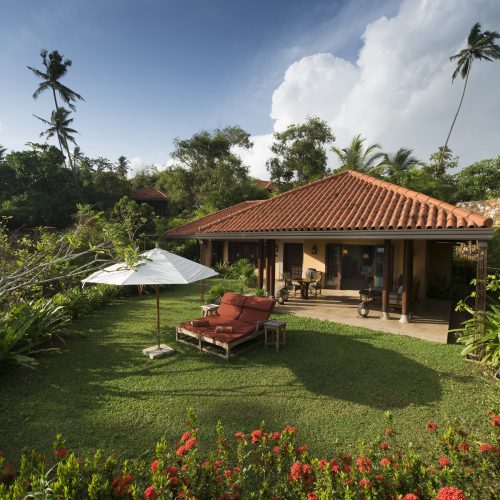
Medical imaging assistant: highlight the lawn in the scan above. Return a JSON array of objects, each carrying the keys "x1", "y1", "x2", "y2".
[{"x1": 0, "y1": 282, "x2": 497, "y2": 463}]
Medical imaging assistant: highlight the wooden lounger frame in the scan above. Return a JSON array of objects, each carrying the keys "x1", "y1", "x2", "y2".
[{"x1": 176, "y1": 321, "x2": 265, "y2": 359}]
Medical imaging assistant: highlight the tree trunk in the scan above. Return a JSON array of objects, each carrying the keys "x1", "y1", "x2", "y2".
[
  {"x1": 50, "y1": 87, "x2": 69, "y2": 169},
  {"x1": 438, "y1": 68, "x2": 470, "y2": 171}
]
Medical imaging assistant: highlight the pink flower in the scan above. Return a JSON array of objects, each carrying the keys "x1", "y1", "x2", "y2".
[
  {"x1": 359, "y1": 479, "x2": 372, "y2": 489},
  {"x1": 181, "y1": 431, "x2": 191, "y2": 442},
  {"x1": 356, "y1": 455, "x2": 372, "y2": 473},
  {"x1": 403, "y1": 494, "x2": 419, "y2": 500},
  {"x1": 379, "y1": 441, "x2": 389, "y2": 450},
  {"x1": 427, "y1": 422, "x2": 438, "y2": 431},
  {"x1": 143, "y1": 485, "x2": 157, "y2": 499},
  {"x1": 150, "y1": 460, "x2": 159, "y2": 473},
  {"x1": 439, "y1": 456, "x2": 451, "y2": 469},
  {"x1": 436, "y1": 486, "x2": 466, "y2": 500}
]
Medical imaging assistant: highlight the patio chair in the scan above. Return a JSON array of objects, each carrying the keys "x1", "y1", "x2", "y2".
[
  {"x1": 283, "y1": 271, "x2": 301, "y2": 298},
  {"x1": 176, "y1": 293, "x2": 275, "y2": 359},
  {"x1": 309, "y1": 271, "x2": 322, "y2": 296}
]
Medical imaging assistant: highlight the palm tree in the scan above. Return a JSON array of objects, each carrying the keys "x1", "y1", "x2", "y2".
[
  {"x1": 0, "y1": 145, "x2": 6, "y2": 162},
  {"x1": 28, "y1": 49, "x2": 84, "y2": 111},
  {"x1": 115, "y1": 156, "x2": 130, "y2": 177},
  {"x1": 35, "y1": 107, "x2": 78, "y2": 171},
  {"x1": 439, "y1": 22, "x2": 500, "y2": 167},
  {"x1": 332, "y1": 134, "x2": 384, "y2": 172},
  {"x1": 377, "y1": 148, "x2": 423, "y2": 185}
]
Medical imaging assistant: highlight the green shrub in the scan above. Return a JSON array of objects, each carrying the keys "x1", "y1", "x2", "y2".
[
  {"x1": 0, "y1": 414, "x2": 498, "y2": 499},
  {"x1": 0, "y1": 300, "x2": 70, "y2": 367},
  {"x1": 206, "y1": 283, "x2": 237, "y2": 304}
]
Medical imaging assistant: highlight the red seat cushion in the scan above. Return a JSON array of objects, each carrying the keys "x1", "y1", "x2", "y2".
[
  {"x1": 243, "y1": 296, "x2": 275, "y2": 311},
  {"x1": 217, "y1": 293, "x2": 247, "y2": 320},
  {"x1": 238, "y1": 296, "x2": 275, "y2": 324},
  {"x1": 179, "y1": 319, "x2": 255, "y2": 345}
]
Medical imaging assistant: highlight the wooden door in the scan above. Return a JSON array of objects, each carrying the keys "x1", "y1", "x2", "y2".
[
  {"x1": 325, "y1": 244, "x2": 341, "y2": 289},
  {"x1": 284, "y1": 243, "x2": 303, "y2": 279}
]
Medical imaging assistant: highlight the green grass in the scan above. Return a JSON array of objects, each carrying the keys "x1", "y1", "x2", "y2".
[{"x1": 0, "y1": 282, "x2": 497, "y2": 463}]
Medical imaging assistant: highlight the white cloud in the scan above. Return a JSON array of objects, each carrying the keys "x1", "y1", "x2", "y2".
[
  {"x1": 244, "y1": 0, "x2": 500, "y2": 177},
  {"x1": 128, "y1": 156, "x2": 146, "y2": 175},
  {"x1": 235, "y1": 134, "x2": 274, "y2": 180}
]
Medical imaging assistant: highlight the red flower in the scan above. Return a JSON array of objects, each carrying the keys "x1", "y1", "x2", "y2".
[
  {"x1": 344, "y1": 464, "x2": 352, "y2": 474},
  {"x1": 150, "y1": 460, "x2": 159, "y2": 473},
  {"x1": 380, "y1": 458, "x2": 391, "y2": 467},
  {"x1": 436, "y1": 486, "x2": 466, "y2": 500},
  {"x1": 176, "y1": 445, "x2": 187, "y2": 457},
  {"x1": 181, "y1": 431, "x2": 191, "y2": 442},
  {"x1": 456, "y1": 443, "x2": 469, "y2": 452},
  {"x1": 427, "y1": 422, "x2": 438, "y2": 431},
  {"x1": 170, "y1": 476, "x2": 180, "y2": 487},
  {"x1": 375, "y1": 474, "x2": 383, "y2": 481},
  {"x1": 307, "y1": 493, "x2": 318, "y2": 500},
  {"x1": 234, "y1": 467, "x2": 241, "y2": 474},
  {"x1": 479, "y1": 443, "x2": 500, "y2": 454},
  {"x1": 318, "y1": 459, "x2": 327, "y2": 470},
  {"x1": 296, "y1": 445, "x2": 308, "y2": 454},
  {"x1": 359, "y1": 479, "x2": 372, "y2": 489},
  {"x1": 213, "y1": 459, "x2": 223, "y2": 470},
  {"x1": 492, "y1": 414, "x2": 500, "y2": 427},
  {"x1": 438, "y1": 456, "x2": 451, "y2": 469},
  {"x1": 356, "y1": 455, "x2": 372, "y2": 473},
  {"x1": 224, "y1": 469, "x2": 232, "y2": 478},
  {"x1": 344, "y1": 477, "x2": 353, "y2": 485},
  {"x1": 273, "y1": 445, "x2": 281, "y2": 456},
  {"x1": 235, "y1": 431, "x2": 245, "y2": 439},
  {"x1": 331, "y1": 464, "x2": 341, "y2": 473},
  {"x1": 290, "y1": 461, "x2": 303, "y2": 481},
  {"x1": 251, "y1": 430, "x2": 263, "y2": 444},
  {"x1": 385, "y1": 427, "x2": 393, "y2": 436},
  {"x1": 284, "y1": 424, "x2": 298, "y2": 434},
  {"x1": 54, "y1": 448, "x2": 68, "y2": 458},
  {"x1": 144, "y1": 485, "x2": 157, "y2": 500},
  {"x1": 167, "y1": 465, "x2": 179, "y2": 477},
  {"x1": 379, "y1": 441, "x2": 389, "y2": 450},
  {"x1": 272, "y1": 432, "x2": 281, "y2": 441},
  {"x1": 185, "y1": 438, "x2": 198, "y2": 450},
  {"x1": 403, "y1": 494, "x2": 419, "y2": 500}
]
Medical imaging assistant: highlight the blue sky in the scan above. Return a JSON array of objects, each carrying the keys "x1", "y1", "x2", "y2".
[{"x1": 1, "y1": 0, "x2": 499, "y2": 176}]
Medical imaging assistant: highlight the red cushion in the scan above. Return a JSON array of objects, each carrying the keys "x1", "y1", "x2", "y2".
[
  {"x1": 238, "y1": 307, "x2": 271, "y2": 324},
  {"x1": 243, "y1": 296, "x2": 275, "y2": 311},
  {"x1": 217, "y1": 293, "x2": 247, "y2": 320}
]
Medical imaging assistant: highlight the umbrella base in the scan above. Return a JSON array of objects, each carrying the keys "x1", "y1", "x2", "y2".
[{"x1": 143, "y1": 344, "x2": 175, "y2": 359}]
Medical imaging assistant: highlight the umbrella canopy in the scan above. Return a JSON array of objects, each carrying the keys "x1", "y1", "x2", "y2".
[
  {"x1": 82, "y1": 247, "x2": 218, "y2": 285},
  {"x1": 82, "y1": 247, "x2": 218, "y2": 354}
]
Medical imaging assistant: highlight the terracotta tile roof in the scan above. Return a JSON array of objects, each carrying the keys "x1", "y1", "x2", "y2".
[
  {"x1": 167, "y1": 171, "x2": 493, "y2": 236},
  {"x1": 166, "y1": 201, "x2": 261, "y2": 236},
  {"x1": 130, "y1": 187, "x2": 168, "y2": 201},
  {"x1": 254, "y1": 179, "x2": 277, "y2": 191}
]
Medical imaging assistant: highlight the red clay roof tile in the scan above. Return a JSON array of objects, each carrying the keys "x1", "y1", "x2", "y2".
[
  {"x1": 130, "y1": 187, "x2": 168, "y2": 201},
  {"x1": 166, "y1": 170, "x2": 492, "y2": 236}
]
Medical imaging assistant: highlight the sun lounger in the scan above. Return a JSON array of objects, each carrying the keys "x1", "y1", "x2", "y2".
[{"x1": 176, "y1": 292, "x2": 275, "y2": 359}]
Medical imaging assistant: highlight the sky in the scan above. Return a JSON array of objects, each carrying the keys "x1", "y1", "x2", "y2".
[{"x1": 1, "y1": 0, "x2": 499, "y2": 178}]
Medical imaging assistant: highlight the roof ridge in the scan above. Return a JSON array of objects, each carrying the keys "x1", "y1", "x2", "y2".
[{"x1": 198, "y1": 199, "x2": 266, "y2": 232}]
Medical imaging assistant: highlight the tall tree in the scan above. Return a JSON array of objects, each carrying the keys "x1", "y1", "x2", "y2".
[
  {"x1": 28, "y1": 49, "x2": 84, "y2": 111},
  {"x1": 332, "y1": 134, "x2": 383, "y2": 172},
  {"x1": 454, "y1": 156, "x2": 500, "y2": 202},
  {"x1": 34, "y1": 107, "x2": 78, "y2": 172},
  {"x1": 266, "y1": 116, "x2": 334, "y2": 190},
  {"x1": 439, "y1": 22, "x2": 500, "y2": 167},
  {"x1": 115, "y1": 156, "x2": 130, "y2": 178},
  {"x1": 377, "y1": 148, "x2": 423, "y2": 185},
  {"x1": 0, "y1": 145, "x2": 6, "y2": 162}
]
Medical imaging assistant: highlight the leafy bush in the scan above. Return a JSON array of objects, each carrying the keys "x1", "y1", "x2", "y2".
[
  {"x1": 214, "y1": 259, "x2": 257, "y2": 287},
  {"x1": 253, "y1": 288, "x2": 269, "y2": 297},
  {"x1": 0, "y1": 413, "x2": 498, "y2": 499},
  {"x1": 0, "y1": 300, "x2": 70, "y2": 367},
  {"x1": 206, "y1": 283, "x2": 237, "y2": 305}
]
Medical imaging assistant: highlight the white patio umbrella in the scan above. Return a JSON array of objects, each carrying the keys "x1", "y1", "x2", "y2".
[{"x1": 82, "y1": 246, "x2": 218, "y2": 358}]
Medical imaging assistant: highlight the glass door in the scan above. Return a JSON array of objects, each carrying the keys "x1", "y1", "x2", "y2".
[{"x1": 325, "y1": 244, "x2": 341, "y2": 289}]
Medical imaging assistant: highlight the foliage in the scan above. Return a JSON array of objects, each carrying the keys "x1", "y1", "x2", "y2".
[
  {"x1": 0, "y1": 299, "x2": 70, "y2": 367},
  {"x1": 374, "y1": 148, "x2": 423, "y2": 185},
  {"x1": 0, "y1": 413, "x2": 498, "y2": 499},
  {"x1": 205, "y1": 283, "x2": 238, "y2": 304},
  {"x1": 332, "y1": 134, "x2": 383, "y2": 173},
  {"x1": 455, "y1": 274, "x2": 500, "y2": 370},
  {"x1": 489, "y1": 229, "x2": 500, "y2": 270},
  {"x1": 454, "y1": 157, "x2": 500, "y2": 202},
  {"x1": 214, "y1": 259, "x2": 256, "y2": 288},
  {"x1": 253, "y1": 288, "x2": 268, "y2": 297},
  {"x1": 267, "y1": 116, "x2": 334, "y2": 190},
  {"x1": 426, "y1": 273, "x2": 452, "y2": 299}
]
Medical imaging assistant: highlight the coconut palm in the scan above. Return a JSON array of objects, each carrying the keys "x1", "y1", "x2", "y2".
[
  {"x1": 377, "y1": 148, "x2": 423, "y2": 185},
  {"x1": 439, "y1": 22, "x2": 500, "y2": 166},
  {"x1": 35, "y1": 107, "x2": 78, "y2": 171},
  {"x1": 332, "y1": 134, "x2": 384, "y2": 172},
  {"x1": 0, "y1": 145, "x2": 6, "y2": 162},
  {"x1": 115, "y1": 156, "x2": 130, "y2": 177},
  {"x1": 28, "y1": 49, "x2": 84, "y2": 111}
]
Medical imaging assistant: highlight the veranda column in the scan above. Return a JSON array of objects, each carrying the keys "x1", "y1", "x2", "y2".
[
  {"x1": 474, "y1": 241, "x2": 488, "y2": 343},
  {"x1": 399, "y1": 239, "x2": 414, "y2": 324},
  {"x1": 258, "y1": 240, "x2": 265, "y2": 289},
  {"x1": 381, "y1": 239, "x2": 391, "y2": 320},
  {"x1": 265, "y1": 240, "x2": 271, "y2": 294},
  {"x1": 269, "y1": 239, "x2": 276, "y2": 297}
]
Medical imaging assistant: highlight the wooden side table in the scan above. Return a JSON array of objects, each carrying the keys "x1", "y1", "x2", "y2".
[
  {"x1": 201, "y1": 304, "x2": 219, "y2": 317},
  {"x1": 264, "y1": 320, "x2": 287, "y2": 352}
]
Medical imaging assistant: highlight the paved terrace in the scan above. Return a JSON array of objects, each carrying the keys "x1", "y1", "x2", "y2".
[{"x1": 274, "y1": 287, "x2": 451, "y2": 344}]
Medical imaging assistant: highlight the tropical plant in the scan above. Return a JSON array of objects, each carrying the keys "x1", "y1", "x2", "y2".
[
  {"x1": 233, "y1": 258, "x2": 257, "y2": 288},
  {"x1": 34, "y1": 107, "x2": 78, "y2": 171},
  {"x1": 438, "y1": 22, "x2": 500, "y2": 169},
  {"x1": 376, "y1": 148, "x2": 423, "y2": 185},
  {"x1": 332, "y1": 134, "x2": 384, "y2": 172},
  {"x1": 28, "y1": 49, "x2": 83, "y2": 111},
  {"x1": 115, "y1": 155, "x2": 130, "y2": 177},
  {"x1": 0, "y1": 145, "x2": 6, "y2": 162},
  {"x1": 206, "y1": 283, "x2": 237, "y2": 304}
]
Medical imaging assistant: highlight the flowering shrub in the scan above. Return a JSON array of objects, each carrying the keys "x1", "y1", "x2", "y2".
[{"x1": 0, "y1": 412, "x2": 498, "y2": 499}]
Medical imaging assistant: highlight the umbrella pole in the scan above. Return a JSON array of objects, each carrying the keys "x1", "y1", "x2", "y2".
[{"x1": 156, "y1": 284, "x2": 160, "y2": 349}]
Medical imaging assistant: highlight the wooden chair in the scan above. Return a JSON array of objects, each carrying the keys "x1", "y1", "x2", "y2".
[
  {"x1": 309, "y1": 271, "x2": 322, "y2": 296},
  {"x1": 283, "y1": 272, "x2": 301, "y2": 298}
]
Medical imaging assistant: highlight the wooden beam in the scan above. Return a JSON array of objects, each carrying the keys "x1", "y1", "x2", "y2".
[
  {"x1": 474, "y1": 241, "x2": 488, "y2": 344},
  {"x1": 269, "y1": 239, "x2": 276, "y2": 297},
  {"x1": 400, "y1": 240, "x2": 413, "y2": 323},
  {"x1": 258, "y1": 240, "x2": 265, "y2": 289},
  {"x1": 381, "y1": 239, "x2": 391, "y2": 320}
]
